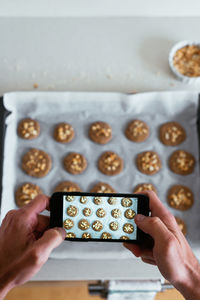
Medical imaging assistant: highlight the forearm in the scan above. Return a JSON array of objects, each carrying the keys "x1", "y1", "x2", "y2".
[
  {"x1": 0, "y1": 286, "x2": 11, "y2": 300},
  {"x1": 0, "y1": 270, "x2": 15, "y2": 299},
  {"x1": 0, "y1": 281, "x2": 14, "y2": 300},
  {"x1": 174, "y1": 263, "x2": 200, "y2": 300}
]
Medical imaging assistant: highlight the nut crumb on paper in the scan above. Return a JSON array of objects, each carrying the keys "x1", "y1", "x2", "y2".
[{"x1": 33, "y1": 83, "x2": 39, "y2": 89}]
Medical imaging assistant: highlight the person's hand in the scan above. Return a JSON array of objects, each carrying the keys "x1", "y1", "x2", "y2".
[
  {"x1": 0, "y1": 195, "x2": 65, "y2": 299},
  {"x1": 124, "y1": 191, "x2": 200, "y2": 300}
]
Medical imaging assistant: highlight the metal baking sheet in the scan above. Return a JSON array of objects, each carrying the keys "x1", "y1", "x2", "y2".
[
  {"x1": 0, "y1": 91, "x2": 199, "y2": 260},
  {"x1": 0, "y1": 96, "x2": 10, "y2": 210}
]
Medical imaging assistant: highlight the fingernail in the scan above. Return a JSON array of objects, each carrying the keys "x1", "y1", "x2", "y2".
[
  {"x1": 55, "y1": 227, "x2": 66, "y2": 240},
  {"x1": 135, "y1": 214, "x2": 145, "y2": 222}
]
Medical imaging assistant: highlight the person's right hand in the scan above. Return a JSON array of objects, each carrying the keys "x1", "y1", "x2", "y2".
[
  {"x1": 0, "y1": 195, "x2": 65, "y2": 299},
  {"x1": 124, "y1": 191, "x2": 200, "y2": 300}
]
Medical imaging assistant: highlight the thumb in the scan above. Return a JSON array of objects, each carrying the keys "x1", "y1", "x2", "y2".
[
  {"x1": 135, "y1": 214, "x2": 171, "y2": 242},
  {"x1": 35, "y1": 227, "x2": 65, "y2": 257}
]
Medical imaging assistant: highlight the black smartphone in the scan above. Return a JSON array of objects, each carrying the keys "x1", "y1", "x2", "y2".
[{"x1": 50, "y1": 192, "x2": 149, "y2": 243}]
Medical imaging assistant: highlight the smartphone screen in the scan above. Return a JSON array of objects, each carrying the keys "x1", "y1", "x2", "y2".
[{"x1": 50, "y1": 192, "x2": 149, "y2": 242}]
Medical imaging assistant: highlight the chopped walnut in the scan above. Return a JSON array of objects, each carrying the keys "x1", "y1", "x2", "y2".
[
  {"x1": 92, "y1": 124, "x2": 111, "y2": 137},
  {"x1": 165, "y1": 126, "x2": 183, "y2": 143},
  {"x1": 111, "y1": 209, "x2": 121, "y2": 218},
  {"x1": 140, "y1": 152, "x2": 160, "y2": 172},
  {"x1": 58, "y1": 124, "x2": 73, "y2": 140},
  {"x1": 173, "y1": 45, "x2": 200, "y2": 77},
  {"x1": 101, "y1": 232, "x2": 112, "y2": 239},
  {"x1": 103, "y1": 153, "x2": 120, "y2": 171},
  {"x1": 135, "y1": 184, "x2": 155, "y2": 193},
  {"x1": 82, "y1": 233, "x2": 91, "y2": 239},
  {"x1": 125, "y1": 209, "x2": 136, "y2": 219},
  {"x1": 63, "y1": 219, "x2": 74, "y2": 230},
  {"x1": 78, "y1": 219, "x2": 90, "y2": 230},
  {"x1": 18, "y1": 119, "x2": 40, "y2": 139},
  {"x1": 170, "y1": 189, "x2": 192, "y2": 206},
  {"x1": 66, "y1": 232, "x2": 76, "y2": 238},
  {"x1": 92, "y1": 220, "x2": 103, "y2": 231},
  {"x1": 131, "y1": 120, "x2": 148, "y2": 136},
  {"x1": 176, "y1": 151, "x2": 194, "y2": 171},
  {"x1": 109, "y1": 221, "x2": 119, "y2": 231},
  {"x1": 96, "y1": 208, "x2": 106, "y2": 218},
  {"x1": 123, "y1": 223, "x2": 134, "y2": 234}
]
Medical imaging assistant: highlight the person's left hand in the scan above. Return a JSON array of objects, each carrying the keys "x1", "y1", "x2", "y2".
[{"x1": 0, "y1": 195, "x2": 65, "y2": 299}]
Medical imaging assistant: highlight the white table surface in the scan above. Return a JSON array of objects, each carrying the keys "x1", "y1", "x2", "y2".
[
  {"x1": 0, "y1": 17, "x2": 200, "y2": 96},
  {"x1": 0, "y1": 16, "x2": 199, "y2": 281}
]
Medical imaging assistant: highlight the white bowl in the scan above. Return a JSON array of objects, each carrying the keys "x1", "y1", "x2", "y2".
[{"x1": 169, "y1": 40, "x2": 200, "y2": 84}]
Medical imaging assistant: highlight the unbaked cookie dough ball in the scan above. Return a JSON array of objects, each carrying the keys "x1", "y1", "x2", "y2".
[
  {"x1": 101, "y1": 232, "x2": 112, "y2": 239},
  {"x1": 63, "y1": 219, "x2": 74, "y2": 230},
  {"x1": 89, "y1": 121, "x2": 112, "y2": 144},
  {"x1": 98, "y1": 151, "x2": 123, "y2": 176},
  {"x1": 123, "y1": 223, "x2": 134, "y2": 234},
  {"x1": 54, "y1": 181, "x2": 82, "y2": 193},
  {"x1": 125, "y1": 120, "x2": 149, "y2": 142},
  {"x1": 159, "y1": 122, "x2": 186, "y2": 146},
  {"x1": 15, "y1": 182, "x2": 43, "y2": 207},
  {"x1": 167, "y1": 185, "x2": 194, "y2": 211},
  {"x1": 90, "y1": 182, "x2": 116, "y2": 193},
  {"x1": 22, "y1": 148, "x2": 52, "y2": 178},
  {"x1": 67, "y1": 205, "x2": 78, "y2": 217},
  {"x1": 92, "y1": 220, "x2": 103, "y2": 232},
  {"x1": 18, "y1": 118, "x2": 40, "y2": 140},
  {"x1": 169, "y1": 150, "x2": 195, "y2": 175},
  {"x1": 78, "y1": 219, "x2": 90, "y2": 231},
  {"x1": 136, "y1": 151, "x2": 161, "y2": 175},
  {"x1": 54, "y1": 122, "x2": 74, "y2": 143}
]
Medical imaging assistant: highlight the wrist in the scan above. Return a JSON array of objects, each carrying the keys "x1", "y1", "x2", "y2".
[
  {"x1": 0, "y1": 286, "x2": 12, "y2": 300},
  {"x1": 0, "y1": 272, "x2": 15, "y2": 299},
  {"x1": 173, "y1": 263, "x2": 200, "y2": 300}
]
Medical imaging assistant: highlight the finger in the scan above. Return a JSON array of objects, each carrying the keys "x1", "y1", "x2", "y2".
[
  {"x1": 123, "y1": 243, "x2": 141, "y2": 257},
  {"x1": 135, "y1": 214, "x2": 172, "y2": 244},
  {"x1": 35, "y1": 215, "x2": 50, "y2": 232},
  {"x1": 138, "y1": 191, "x2": 177, "y2": 228},
  {"x1": 34, "y1": 227, "x2": 66, "y2": 258},
  {"x1": 140, "y1": 252, "x2": 154, "y2": 260},
  {"x1": 140, "y1": 247, "x2": 154, "y2": 258},
  {"x1": 24, "y1": 195, "x2": 50, "y2": 215},
  {"x1": 13, "y1": 228, "x2": 65, "y2": 284},
  {"x1": 139, "y1": 191, "x2": 170, "y2": 218},
  {"x1": 1, "y1": 209, "x2": 18, "y2": 228},
  {"x1": 124, "y1": 242, "x2": 154, "y2": 259},
  {"x1": 45, "y1": 203, "x2": 50, "y2": 211},
  {"x1": 141, "y1": 257, "x2": 156, "y2": 266}
]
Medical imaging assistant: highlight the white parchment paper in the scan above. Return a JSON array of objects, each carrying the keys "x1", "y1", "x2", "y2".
[{"x1": 1, "y1": 91, "x2": 200, "y2": 260}]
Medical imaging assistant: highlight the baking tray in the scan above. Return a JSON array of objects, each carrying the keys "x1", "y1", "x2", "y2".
[
  {"x1": 0, "y1": 91, "x2": 200, "y2": 260},
  {"x1": 0, "y1": 92, "x2": 200, "y2": 212},
  {"x1": 0, "y1": 96, "x2": 10, "y2": 210}
]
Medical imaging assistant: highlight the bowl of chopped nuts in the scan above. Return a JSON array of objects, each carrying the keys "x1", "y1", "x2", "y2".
[{"x1": 169, "y1": 40, "x2": 200, "y2": 83}]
